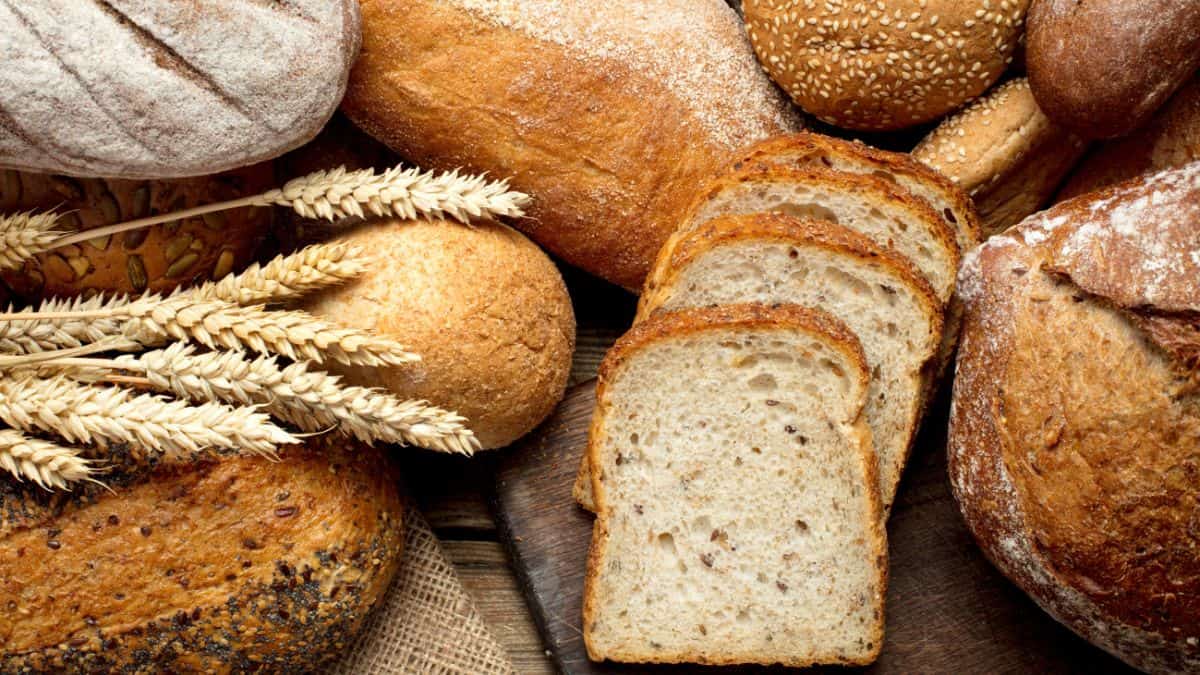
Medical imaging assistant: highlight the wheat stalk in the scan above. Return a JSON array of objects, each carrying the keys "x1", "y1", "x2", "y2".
[
  {"x1": 0, "y1": 295, "x2": 131, "y2": 355},
  {"x1": 0, "y1": 428, "x2": 98, "y2": 490},
  {"x1": 191, "y1": 242, "x2": 367, "y2": 305},
  {"x1": 0, "y1": 211, "x2": 65, "y2": 272},
  {"x1": 45, "y1": 165, "x2": 531, "y2": 251},
  {"x1": 0, "y1": 374, "x2": 298, "y2": 457}
]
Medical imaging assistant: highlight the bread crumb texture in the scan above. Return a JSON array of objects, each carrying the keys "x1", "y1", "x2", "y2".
[{"x1": 745, "y1": 0, "x2": 1029, "y2": 130}]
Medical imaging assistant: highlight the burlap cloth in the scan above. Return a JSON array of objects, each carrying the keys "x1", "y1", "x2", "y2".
[{"x1": 331, "y1": 504, "x2": 516, "y2": 674}]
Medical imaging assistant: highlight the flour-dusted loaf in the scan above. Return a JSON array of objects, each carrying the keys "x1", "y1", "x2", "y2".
[
  {"x1": 0, "y1": 1, "x2": 360, "y2": 179},
  {"x1": 302, "y1": 219, "x2": 575, "y2": 450},
  {"x1": 1026, "y1": 0, "x2": 1200, "y2": 139},
  {"x1": 0, "y1": 435, "x2": 404, "y2": 672},
  {"x1": 949, "y1": 162, "x2": 1200, "y2": 673},
  {"x1": 343, "y1": 0, "x2": 802, "y2": 290},
  {"x1": 642, "y1": 214, "x2": 943, "y2": 513},
  {"x1": 744, "y1": 0, "x2": 1030, "y2": 130},
  {"x1": 583, "y1": 304, "x2": 886, "y2": 666}
]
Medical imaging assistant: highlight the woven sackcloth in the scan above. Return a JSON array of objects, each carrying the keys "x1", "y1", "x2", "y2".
[{"x1": 331, "y1": 504, "x2": 515, "y2": 674}]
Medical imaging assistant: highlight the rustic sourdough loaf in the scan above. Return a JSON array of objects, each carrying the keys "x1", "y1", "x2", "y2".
[
  {"x1": 743, "y1": 0, "x2": 1030, "y2": 130},
  {"x1": 343, "y1": 0, "x2": 802, "y2": 290},
  {"x1": 949, "y1": 162, "x2": 1200, "y2": 673},
  {"x1": 0, "y1": 166, "x2": 274, "y2": 301},
  {"x1": 0, "y1": 1, "x2": 360, "y2": 178},
  {"x1": 0, "y1": 435, "x2": 404, "y2": 672},
  {"x1": 583, "y1": 304, "x2": 886, "y2": 666},
  {"x1": 1026, "y1": 0, "x2": 1200, "y2": 139},
  {"x1": 913, "y1": 78, "x2": 1088, "y2": 236},
  {"x1": 302, "y1": 219, "x2": 575, "y2": 449}
]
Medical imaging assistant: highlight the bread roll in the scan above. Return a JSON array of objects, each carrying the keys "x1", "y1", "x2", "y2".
[
  {"x1": 743, "y1": 0, "x2": 1029, "y2": 131},
  {"x1": 0, "y1": 166, "x2": 274, "y2": 302},
  {"x1": 950, "y1": 163, "x2": 1200, "y2": 673},
  {"x1": 342, "y1": 0, "x2": 801, "y2": 290},
  {"x1": 303, "y1": 220, "x2": 575, "y2": 449},
  {"x1": 913, "y1": 79, "x2": 1088, "y2": 236},
  {"x1": 1058, "y1": 74, "x2": 1200, "y2": 201},
  {"x1": 1026, "y1": 0, "x2": 1200, "y2": 139},
  {"x1": 0, "y1": 1, "x2": 360, "y2": 178},
  {"x1": 0, "y1": 435, "x2": 404, "y2": 672}
]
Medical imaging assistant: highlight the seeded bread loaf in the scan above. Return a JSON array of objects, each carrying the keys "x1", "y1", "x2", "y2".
[
  {"x1": 0, "y1": 1, "x2": 359, "y2": 179},
  {"x1": 1026, "y1": 0, "x2": 1200, "y2": 139},
  {"x1": 0, "y1": 435, "x2": 404, "y2": 672},
  {"x1": 913, "y1": 78, "x2": 1088, "y2": 236},
  {"x1": 343, "y1": 0, "x2": 802, "y2": 290},
  {"x1": 743, "y1": 0, "x2": 1030, "y2": 130},
  {"x1": 949, "y1": 162, "x2": 1200, "y2": 673},
  {"x1": 0, "y1": 166, "x2": 274, "y2": 302},
  {"x1": 583, "y1": 303, "x2": 886, "y2": 666}
]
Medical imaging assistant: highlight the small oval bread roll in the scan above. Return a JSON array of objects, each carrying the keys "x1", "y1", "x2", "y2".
[
  {"x1": 304, "y1": 220, "x2": 575, "y2": 449},
  {"x1": 744, "y1": 0, "x2": 1030, "y2": 130}
]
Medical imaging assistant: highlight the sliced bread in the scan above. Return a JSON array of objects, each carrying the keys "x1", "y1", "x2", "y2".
[{"x1": 583, "y1": 303, "x2": 886, "y2": 666}]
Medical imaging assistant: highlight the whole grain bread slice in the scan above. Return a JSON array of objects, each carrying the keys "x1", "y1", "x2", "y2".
[{"x1": 583, "y1": 303, "x2": 886, "y2": 666}]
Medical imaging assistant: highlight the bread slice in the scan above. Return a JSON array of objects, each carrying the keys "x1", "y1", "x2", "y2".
[
  {"x1": 646, "y1": 165, "x2": 961, "y2": 304},
  {"x1": 732, "y1": 132, "x2": 981, "y2": 253},
  {"x1": 583, "y1": 303, "x2": 886, "y2": 667}
]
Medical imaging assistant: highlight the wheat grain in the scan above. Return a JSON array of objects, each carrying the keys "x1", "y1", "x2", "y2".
[
  {"x1": 0, "y1": 211, "x2": 64, "y2": 272},
  {"x1": 0, "y1": 428, "x2": 98, "y2": 490},
  {"x1": 0, "y1": 295, "x2": 130, "y2": 355},
  {"x1": 190, "y1": 242, "x2": 367, "y2": 305},
  {"x1": 0, "y1": 374, "x2": 298, "y2": 457},
  {"x1": 106, "y1": 344, "x2": 478, "y2": 454}
]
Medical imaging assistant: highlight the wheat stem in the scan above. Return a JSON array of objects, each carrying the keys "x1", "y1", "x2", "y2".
[{"x1": 0, "y1": 428, "x2": 99, "y2": 490}]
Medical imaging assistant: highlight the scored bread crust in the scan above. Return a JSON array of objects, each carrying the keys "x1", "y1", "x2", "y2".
[
  {"x1": 731, "y1": 133, "x2": 982, "y2": 252},
  {"x1": 582, "y1": 303, "x2": 886, "y2": 666},
  {"x1": 949, "y1": 163, "x2": 1200, "y2": 673}
]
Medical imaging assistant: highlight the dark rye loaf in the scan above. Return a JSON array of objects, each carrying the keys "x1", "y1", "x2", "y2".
[
  {"x1": 0, "y1": 436, "x2": 404, "y2": 673},
  {"x1": 949, "y1": 162, "x2": 1200, "y2": 673}
]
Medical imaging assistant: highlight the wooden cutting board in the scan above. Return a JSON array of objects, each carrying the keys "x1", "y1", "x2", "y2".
[{"x1": 492, "y1": 380, "x2": 1137, "y2": 674}]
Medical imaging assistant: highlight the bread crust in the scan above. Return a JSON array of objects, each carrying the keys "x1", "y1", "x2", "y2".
[
  {"x1": 582, "y1": 303, "x2": 886, "y2": 666},
  {"x1": 949, "y1": 163, "x2": 1200, "y2": 673},
  {"x1": 344, "y1": 0, "x2": 801, "y2": 290},
  {"x1": 1026, "y1": 0, "x2": 1200, "y2": 139},
  {"x1": 0, "y1": 435, "x2": 404, "y2": 673}
]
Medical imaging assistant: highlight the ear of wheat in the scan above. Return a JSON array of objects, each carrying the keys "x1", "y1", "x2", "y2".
[
  {"x1": 0, "y1": 374, "x2": 298, "y2": 458},
  {"x1": 0, "y1": 428, "x2": 98, "y2": 490},
  {"x1": 0, "y1": 211, "x2": 64, "y2": 272},
  {"x1": 0, "y1": 295, "x2": 131, "y2": 355},
  {"x1": 190, "y1": 242, "x2": 367, "y2": 306}
]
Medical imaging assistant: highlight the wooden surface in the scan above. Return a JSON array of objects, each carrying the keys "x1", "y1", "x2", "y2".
[{"x1": 489, "y1": 381, "x2": 1138, "y2": 674}]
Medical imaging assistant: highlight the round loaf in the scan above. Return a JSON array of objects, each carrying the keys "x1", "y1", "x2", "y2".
[
  {"x1": 744, "y1": 0, "x2": 1029, "y2": 131},
  {"x1": 0, "y1": 435, "x2": 404, "y2": 672},
  {"x1": 1026, "y1": 0, "x2": 1200, "y2": 139},
  {"x1": 949, "y1": 163, "x2": 1200, "y2": 673},
  {"x1": 913, "y1": 78, "x2": 1088, "y2": 236},
  {"x1": 303, "y1": 219, "x2": 575, "y2": 449},
  {"x1": 342, "y1": 0, "x2": 802, "y2": 290},
  {"x1": 0, "y1": 166, "x2": 274, "y2": 302},
  {"x1": 0, "y1": 1, "x2": 360, "y2": 178}
]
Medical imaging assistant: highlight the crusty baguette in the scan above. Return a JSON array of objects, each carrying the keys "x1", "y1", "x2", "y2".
[
  {"x1": 949, "y1": 162, "x2": 1200, "y2": 674},
  {"x1": 343, "y1": 0, "x2": 802, "y2": 290},
  {"x1": 583, "y1": 303, "x2": 886, "y2": 666}
]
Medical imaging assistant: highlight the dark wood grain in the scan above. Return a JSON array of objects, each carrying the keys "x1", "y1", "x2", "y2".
[{"x1": 493, "y1": 381, "x2": 1138, "y2": 674}]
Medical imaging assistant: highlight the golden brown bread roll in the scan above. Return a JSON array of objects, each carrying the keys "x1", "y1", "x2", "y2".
[
  {"x1": 0, "y1": 435, "x2": 404, "y2": 672},
  {"x1": 303, "y1": 219, "x2": 575, "y2": 449},
  {"x1": 342, "y1": 0, "x2": 802, "y2": 290}
]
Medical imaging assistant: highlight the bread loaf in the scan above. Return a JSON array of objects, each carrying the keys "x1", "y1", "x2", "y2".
[
  {"x1": 949, "y1": 162, "x2": 1200, "y2": 673},
  {"x1": 743, "y1": 0, "x2": 1029, "y2": 130},
  {"x1": 0, "y1": 1, "x2": 360, "y2": 178},
  {"x1": 302, "y1": 219, "x2": 575, "y2": 449},
  {"x1": 0, "y1": 435, "x2": 404, "y2": 672},
  {"x1": 1026, "y1": 0, "x2": 1200, "y2": 139},
  {"x1": 583, "y1": 304, "x2": 886, "y2": 666},
  {"x1": 1058, "y1": 74, "x2": 1200, "y2": 201},
  {"x1": 0, "y1": 166, "x2": 274, "y2": 301},
  {"x1": 913, "y1": 78, "x2": 1088, "y2": 236},
  {"x1": 342, "y1": 0, "x2": 802, "y2": 290}
]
